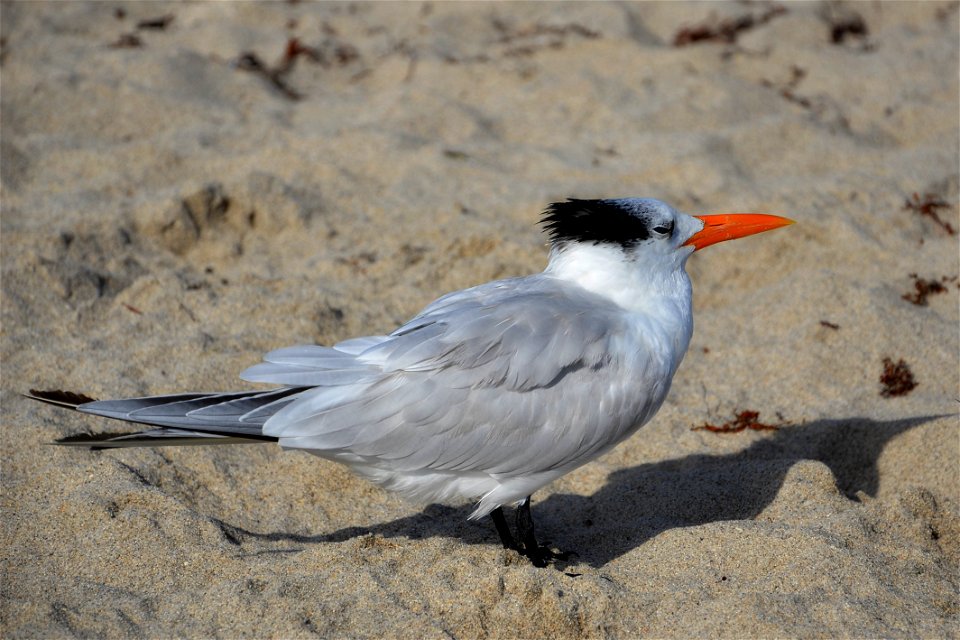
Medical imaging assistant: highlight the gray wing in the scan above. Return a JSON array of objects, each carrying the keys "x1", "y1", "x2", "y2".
[{"x1": 250, "y1": 276, "x2": 664, "y2": 477}]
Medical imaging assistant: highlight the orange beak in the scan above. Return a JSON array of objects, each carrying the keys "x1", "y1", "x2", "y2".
[{"x1": 683, "y1": 213, "x2": 795, "y2": 251}]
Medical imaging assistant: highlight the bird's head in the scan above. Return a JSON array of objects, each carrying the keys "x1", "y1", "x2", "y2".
[{"x1": 541, "y1": 198, "x2": 793, "y2": 274}]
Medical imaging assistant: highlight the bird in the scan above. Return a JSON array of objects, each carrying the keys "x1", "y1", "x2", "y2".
[{"x1": 28, "y1": 198, "x2": 793, "y2": 566}]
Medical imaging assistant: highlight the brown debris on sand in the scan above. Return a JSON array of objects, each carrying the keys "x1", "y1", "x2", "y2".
[
  {"x1": 880, "y1": 358, "x2": 918, "y2": 397},
  {"x1": 692, "y1": 410, "x2": 781, "y2": 433}
]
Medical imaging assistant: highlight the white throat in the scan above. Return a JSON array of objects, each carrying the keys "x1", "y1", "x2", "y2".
[{"x1": 545, "y1": 242, "x2": 691, "y2": 311}]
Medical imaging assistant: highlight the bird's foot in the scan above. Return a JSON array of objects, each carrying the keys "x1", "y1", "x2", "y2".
[
  {"x1": 519, "y1": 542, "x2": 576, "y2": 568},
  {"x1": 489, "y1": 500, "x2": 577, "y2": 567}
]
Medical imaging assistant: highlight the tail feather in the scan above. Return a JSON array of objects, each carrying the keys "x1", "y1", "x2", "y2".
[
  {"x1": 26, "y1": 389, "x2": 99, "y2": 409},
  {"x1": 27, "y1": 387, "x2": 305, "y2": 448},
  {"x1": 53, "y1": 429, "x2": 273, "y2": 449},
  {"x1": 88, "y1": 392, "x2": 254, "y2": 421}
]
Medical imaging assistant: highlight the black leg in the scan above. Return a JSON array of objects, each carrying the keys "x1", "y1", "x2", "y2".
[
  {"x1": 490, "y1": 507, "x2": 517, "y2": 550},
  {"x1": 515, "y1": 496, "x2": 549, "y2": 567}
]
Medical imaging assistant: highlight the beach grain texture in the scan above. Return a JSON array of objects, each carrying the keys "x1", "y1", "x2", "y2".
[{"x1": 2, "y1": 1, "x2": 958, "y2": 638}]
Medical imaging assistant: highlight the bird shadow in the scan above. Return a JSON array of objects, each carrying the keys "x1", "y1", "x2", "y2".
[{"x1": 216, "y1": 414, "x2": 944, "y2": 567}]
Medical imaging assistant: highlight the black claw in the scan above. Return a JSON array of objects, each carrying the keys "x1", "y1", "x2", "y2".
[
  {"x1": 528, "y1": 550, "x2": 549, "y2": 568},
  {"x1": 489, "y1": 498, "x2": 576, "y2": 567}
]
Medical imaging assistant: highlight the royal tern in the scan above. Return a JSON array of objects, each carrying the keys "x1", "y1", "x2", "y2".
[{"x1": 29, "y1": 198, "x2": 792, "y2": 566}]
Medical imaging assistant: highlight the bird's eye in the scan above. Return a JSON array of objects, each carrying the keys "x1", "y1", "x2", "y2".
[{"x1": 653, "y1": 222, "x2": 674, "y2": 236}]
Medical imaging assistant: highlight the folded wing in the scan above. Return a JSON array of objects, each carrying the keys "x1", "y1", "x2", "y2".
[{"x1": 248, "y1": 276, "x2": 656, "y2": 477}]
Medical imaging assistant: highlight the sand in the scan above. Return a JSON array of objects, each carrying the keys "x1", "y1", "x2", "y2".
[{"x1": 2, "y1": 1, "x2": 958, "y2": 637}]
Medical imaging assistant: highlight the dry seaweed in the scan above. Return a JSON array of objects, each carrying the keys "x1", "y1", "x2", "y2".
[
  {"x1": 692, "y1": 410, "x2": 780, "y2": 433},
  {"x1": 902, "y1": 274, "x2": 949, "y2": 306},
  {"x1": 673, "y1": 5, "x2": 787, "y2": 46},
  {"x1": 235, "y1": 37, "x2": 359, "y2": 101},
  {"x1": 903, "y1": 192, "x2": 956, "y2": 235},
  {"x1": 880, "y1": 358, "x2": 917, "y2": 397}
]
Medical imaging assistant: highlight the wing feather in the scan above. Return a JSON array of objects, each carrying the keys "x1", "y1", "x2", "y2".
[
  {"x1": 263, "y1": 276, "x2": 664, "y2": 477},
  {"x1": 241, "y1": 343, "x2": 381, "y2": 386}
]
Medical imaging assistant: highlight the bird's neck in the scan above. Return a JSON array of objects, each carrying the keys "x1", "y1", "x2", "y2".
[{"x1": 544, "y1": 242, "x2": 693, "y2": 325}]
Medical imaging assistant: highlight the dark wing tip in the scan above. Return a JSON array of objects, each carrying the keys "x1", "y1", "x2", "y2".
[
  {"x1": 51, "y1": 432, "x2": 129, "y2": 448},
  {"x1": 26, "y1": 389, "x2": 99, "y2": 409}
]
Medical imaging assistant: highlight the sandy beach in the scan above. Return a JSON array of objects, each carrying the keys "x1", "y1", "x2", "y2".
[{"x1": 2, "y1": 1, "x2": 958, "y2": 637}]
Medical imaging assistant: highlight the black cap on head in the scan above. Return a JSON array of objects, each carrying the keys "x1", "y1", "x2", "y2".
[{"x1": 540, "y1": 199, "x2": 656, "y2": 249}]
